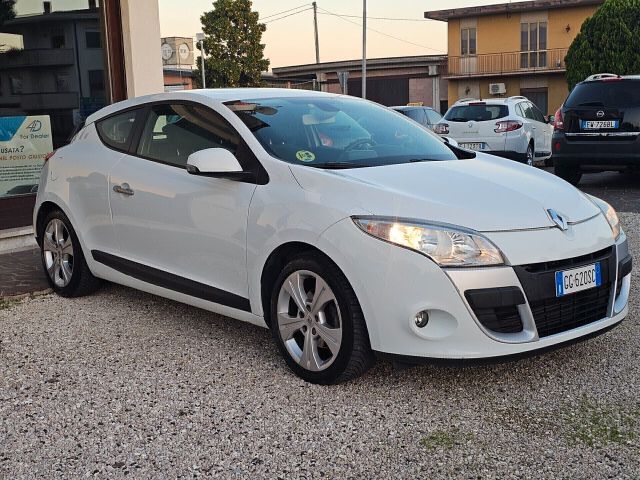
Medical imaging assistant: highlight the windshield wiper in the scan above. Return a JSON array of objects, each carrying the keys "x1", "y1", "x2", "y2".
[
  {"x1": 310, "y1": 162, "x2": 367, "y2": 169},
  {"x1": 408, "y1": 158, "x2": 436, "y2": 163}
]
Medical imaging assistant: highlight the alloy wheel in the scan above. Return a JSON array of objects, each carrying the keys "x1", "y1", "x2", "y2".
[
  {"x1": 276, "y1": 270, "x2": 343, "y2": 372},
  {"x1": 526, "y1": 145, "x2": 534, "y2": 166},
  {"x1": 43, "y1": 218, "x2": 74, "y2": 288}
]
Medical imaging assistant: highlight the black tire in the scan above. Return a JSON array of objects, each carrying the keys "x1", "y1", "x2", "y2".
[
  {"x1": 525, "y1": 143, "x2": 534, "y2": 166},
  {"x1": 270, "y1": 253, "x2": 374, "y2": 384},
  {"x1": 554, "y1": 164, "x2": 582, "y2": 186},
  {"x1": 39, "y1": 210, "x2": 101, "y2": 297}
]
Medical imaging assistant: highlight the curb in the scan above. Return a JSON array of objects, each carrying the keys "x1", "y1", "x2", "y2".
[{"x1": 1, "y1": 288, "x2": 53, "y2": 302}]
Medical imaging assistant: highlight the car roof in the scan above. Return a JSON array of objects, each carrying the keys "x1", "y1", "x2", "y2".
[
  {"x1": 85, "y1": 88, "x2": 343, "y2": 124},
  {"x1": 453, "y1": 99, "x2": 514, "y2": 106},
  {"x1": 390, "y1": 105, "x2": 434, "y2": 111}
]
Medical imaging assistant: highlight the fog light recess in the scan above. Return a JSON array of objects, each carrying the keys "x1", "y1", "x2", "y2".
[{"x1": 414, "y1": 310, "x2": 430, "y2": 328}]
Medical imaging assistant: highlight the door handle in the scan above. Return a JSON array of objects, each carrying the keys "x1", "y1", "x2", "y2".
[{"x1": 113, "y1": 183, "x2": 134, "y2": 196}]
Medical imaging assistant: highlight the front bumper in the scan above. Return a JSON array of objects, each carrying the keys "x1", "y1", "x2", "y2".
[{"x1": 317, "y1": 216, "x2": 631, "y2": 361}]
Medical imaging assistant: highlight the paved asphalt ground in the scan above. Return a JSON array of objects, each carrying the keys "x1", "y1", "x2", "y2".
[{"x1": 1, "y1": 171, "x2": 639, "y2": 479}]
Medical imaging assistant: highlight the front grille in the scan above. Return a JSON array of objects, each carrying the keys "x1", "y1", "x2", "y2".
[
  {"x1": 514, "y1": 247, "x2": 615, "y2": 338},
  {"x1": 529, "y1": 283, "x2": 611, "y2": 338},
  {"x1": 519, "y1": 247, "x2": 612, "y2": 274}
]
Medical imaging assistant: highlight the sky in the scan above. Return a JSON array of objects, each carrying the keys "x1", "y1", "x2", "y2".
[{"x1": 158, "y1": 0, "x2": 528, "y2": 69}]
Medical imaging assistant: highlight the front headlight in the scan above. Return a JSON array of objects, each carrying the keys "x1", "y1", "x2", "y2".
[
  {"x1": 587, "y1": 195, "x2": 621, "y2": 240},
  {"x1": 352, "y1": 217, "x2": 504, "y2": 267}
]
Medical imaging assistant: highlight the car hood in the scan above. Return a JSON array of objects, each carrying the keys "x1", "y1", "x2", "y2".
[{"x1": 289, "y1": 154, "x2": 601, "y2": 232}]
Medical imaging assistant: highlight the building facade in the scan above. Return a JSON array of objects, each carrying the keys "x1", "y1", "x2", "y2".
[
  {"x1": 161, "y1": 36, "x2": 195, "y2": 92},
  {"x1": 425, "y1": 0, "x2": 605, "y2": 115},
  {"x1": 270, "y1": 55, "x2": 449, "y2": 112},
  {"x1": 0, "y1": 0, "x2": 163, "y2": 238}
]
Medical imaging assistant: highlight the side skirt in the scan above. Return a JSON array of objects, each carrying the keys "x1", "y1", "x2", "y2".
[{"x1": 91, "y1": 250, "x2": 251, "y2": 312}]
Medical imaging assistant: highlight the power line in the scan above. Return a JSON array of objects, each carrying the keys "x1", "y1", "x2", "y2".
[
  {"x1": 319, "y1": 12, "x2": 432, "y2": 22},
  {"x1": 316, "y1": 7, "x2": 443, "y2": 53},
  {"x1": 261, "y1": 3, "x2": 310, "y2": 21},
  {"x1": 264, "y1": 7, "x2": 313, "y2": 24}
]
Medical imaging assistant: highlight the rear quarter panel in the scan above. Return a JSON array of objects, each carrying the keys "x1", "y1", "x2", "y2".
[{"x1": 35, "y1": 124, "x2": 123, "y2": 256}]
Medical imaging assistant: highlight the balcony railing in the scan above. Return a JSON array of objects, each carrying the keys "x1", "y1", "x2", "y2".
[
  {"x1": 0, "y1": 49, "x2": 75, "y2": 69},
  {"x1": 20, "y1": 92, "x2": 79, "y2": 110},
  {"x1": 447, "y1": 48, "x2": 569, "y2": 78}
]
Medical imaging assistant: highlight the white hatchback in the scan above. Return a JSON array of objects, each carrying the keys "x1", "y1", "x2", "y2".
[
  {"x1": 434, "y1": 97, "x2": 554, "y2": 166},
  {"x1": 34, "y1": 89, "x2": 631, "y2": 384}
]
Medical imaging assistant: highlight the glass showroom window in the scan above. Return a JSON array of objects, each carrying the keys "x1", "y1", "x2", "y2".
[{"x1": 0, "y1": 0, "x2": 110, "y2": 227}]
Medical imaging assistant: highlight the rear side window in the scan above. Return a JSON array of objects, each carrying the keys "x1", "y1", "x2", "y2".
[
  {"x1": 136, "y1": 103, "x2": 239, "y2": 168},
  {"x1": 96, "y1": 109, "x2": 139, "y2": 151},
  {"x1": 402, "y1": 108, "x2": 426, "y2": 125},
  {"x1": 425, "y1": 110, "x2": 442, "y2": 124},
  {"x1": 566, "y1": 80, "x2": 640, "y2": 108},
  {"x1": 445, "y1": 104, "x2": 509, "y2": 122}
]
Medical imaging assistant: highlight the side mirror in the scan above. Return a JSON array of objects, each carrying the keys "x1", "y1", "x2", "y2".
[
  {"x1": 186, "y1": 148, "x2": 252, "y2": 181},
  {"x1": 442, "y1": 136, "x2": 459, "y2": 148},
  {"x1": 546, "y1": 115, "x2": 555, "y2": 124}
]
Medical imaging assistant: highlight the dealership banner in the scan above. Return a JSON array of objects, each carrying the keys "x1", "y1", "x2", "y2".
[{"x1": 0, "y1": 115, "x2": 53, "y2": 197}]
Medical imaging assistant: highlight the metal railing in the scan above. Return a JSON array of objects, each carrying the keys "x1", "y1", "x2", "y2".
[
  {"x1": 0, "y1": 48, "x2": 75, "y2": 69},
  {"x1": 447, "y1": 48, "x2": 569, "y2": 77}
]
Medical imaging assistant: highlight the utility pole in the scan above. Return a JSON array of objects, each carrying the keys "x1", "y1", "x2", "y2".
[
  {"x1": 196, "y1": 32, "x2": 206, "y2": 89},
  {"x1": 312, "y1": 2, "x2": 320, "y2": 64},
  {"x1": 362, "y1": 0, "x2": 367, "y2": 99}
]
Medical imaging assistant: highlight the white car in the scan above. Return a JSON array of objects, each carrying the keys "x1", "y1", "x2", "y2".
[
  {"x1": 34, "y1": 89, "x2": 631, "y2": 384},
  {"x1": 434, "y1": 97, "x2": 554, "y2": 166}
]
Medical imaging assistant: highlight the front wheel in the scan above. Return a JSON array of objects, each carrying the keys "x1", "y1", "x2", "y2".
[
  {"x1": 40, "y1": 210, "x2": 101, "y2": 297},
  {"x1": 270, "y1": 254, "x2": 374, "y2": 384},
  {"x1": 554, "y1": 164, "x2": 582, "y2": 186}
]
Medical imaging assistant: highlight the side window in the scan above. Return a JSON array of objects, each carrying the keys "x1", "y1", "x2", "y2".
[
  {"x1": 426, "y1": 110, "x2": 442, "y2": 124},
  {"x1": 530, "y1": 104, "x2": 547, "y2": 123},
  {"x1": 521, "y1": 102, "x2": 536, "y2": 120},
  {"x1": 137, "y1": 103, "x2": 239, "y2": 167},
  {"x1": 96, "y1": 109, "x2": 140, "y2": 151},
  {"x1": 515, "y1": 103, "x2": 525, "y2": 117}
]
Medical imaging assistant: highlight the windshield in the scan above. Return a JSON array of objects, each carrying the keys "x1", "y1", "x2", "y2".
[
  {"x1": 445, "y1": 104, "x2": 509, "y2": 122},
  {"x1": 225, "y1": 96, "x2": 457, "y2": 168},
  {"x1": 565, "y1": 80, "x2": 640, "y2": 108}
]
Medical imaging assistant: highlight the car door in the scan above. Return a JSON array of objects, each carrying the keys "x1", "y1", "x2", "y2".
[
  {"x1": 107, "y1": 101, "x2": 258, "y2": 309},
  {"x1": 523, "y1": 101, "x2": 548, "y2": 155},
  {"x1": 529, "y1": 102, "x2": 552, "y2": 155}
]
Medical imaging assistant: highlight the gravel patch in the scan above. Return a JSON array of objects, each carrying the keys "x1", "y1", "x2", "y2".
[{"x1": 1, "y1": 213, "x2": 639, "y2": 479}]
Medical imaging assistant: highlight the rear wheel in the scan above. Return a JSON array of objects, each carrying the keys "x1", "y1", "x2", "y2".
[
  {"x1": 555, "y1": 164, "x2": 582, "y2": 186},
  {"x1": 270, "y1": 254, "x2": 374, "y2": 384},
  {"x1": 525, "y1": 143, "x2": 534, "y2": 166},
  {"x1": 40, "y1": 210, "x2": 101, "y2": 297}
]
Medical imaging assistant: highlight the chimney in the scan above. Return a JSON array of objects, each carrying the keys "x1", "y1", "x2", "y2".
[{"x1": 43, "y1": 1, "x2": 51, "y2": 14}]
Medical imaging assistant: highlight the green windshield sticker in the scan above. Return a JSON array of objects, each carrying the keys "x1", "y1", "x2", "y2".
[{"x1": 296, "y1": 150, "x2": 316, "y2": 162}]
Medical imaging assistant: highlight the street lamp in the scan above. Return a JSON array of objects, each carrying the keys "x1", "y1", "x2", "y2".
[{"x1": 196, "y1": 32, "x2": 206, "y2": 89}]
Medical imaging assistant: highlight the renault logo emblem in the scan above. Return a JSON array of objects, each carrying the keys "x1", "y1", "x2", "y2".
[
  {"x1": 596, "y1": 110, "x2": 605, "y2": 118},
  {"x1": 547, "y1": 209, "x2": 568, "y2": 231}
]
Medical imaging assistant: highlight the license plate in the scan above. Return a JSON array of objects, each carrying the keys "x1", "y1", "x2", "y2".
[
  {"x1": 555, "y1": 262, "x2": 601, "y2": 297},
  {"x1": 460, "y1": 142, "x2": 484, "y2": 151},
  {"x1": 580, "y1": 120, "x2": 619, "y2": 130}
]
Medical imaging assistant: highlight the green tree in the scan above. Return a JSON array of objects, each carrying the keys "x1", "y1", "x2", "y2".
[
  {"x1": 0, "y1": 0, "x2": 16, "y2": 27},
  {"x1": 565, "y1": 0, "x2": 640, "y2": 90},
  {"x1": 195, "y1": 0, "x2": 269, "y2": 88}
]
